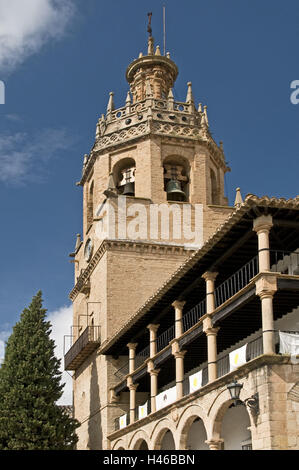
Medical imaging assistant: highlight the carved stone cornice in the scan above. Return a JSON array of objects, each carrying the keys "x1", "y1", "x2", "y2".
[{"x1": 69, "y1": 239, "x2": 193, "y2": 301}]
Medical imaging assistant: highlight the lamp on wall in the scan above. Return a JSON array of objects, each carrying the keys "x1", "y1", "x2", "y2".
[
  {"x1": 227, "y1": 380, "x2": 243, "y2": 406},
  {"x1": 227, "y1": 380, "x2": 259, "y2": 419}
]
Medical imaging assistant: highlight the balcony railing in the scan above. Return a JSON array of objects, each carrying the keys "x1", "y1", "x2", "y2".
[
  {"x1": 135, "y1": 345, "x2": 150, "y2": 369},
  {"x1": 216, "y1": 336, "x2": 263, "y2": 378},
  {"x1": 215, "y1": 256, "x2": 259, "y2": 308},
  {"x1": 64, "y1": 325, "x2": 101, "y2": 370},
  {"x1": 156, "y1": 325, "x2": 175, "y2": 353},
  {"x1": 183, "y1": 299, "x2": 206, "y2": 333}
]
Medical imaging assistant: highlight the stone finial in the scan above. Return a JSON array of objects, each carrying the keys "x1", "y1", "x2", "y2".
[
  {"x1": 138, "y1": 52, "x2": 143, "y2": 58},
  {"x1": 203, "y1": 105, "x2": 209, "y2": 126},
  {"x1": 167, "y1": 88, "x2": 174, "y2": 110},
  {"x1": 155, "y1": 45, "x2": 161, "y2": 56},
  {"x1": 198, "y1": 103, "x2": 202, "y2": 113},
  {"x1": 106, "y1": 92, "x2": 115, "y2": 114},
  {"x1": 147, "y1": 35, "x2": 154, "y2": 55},
  {"x1": 75, "y1": 234, "x2": 81, "y2": 251},
  {"x1": 234, "y1": 187, "x2": 243, "y2": 207},
  {"x1": 186, "y1": 82, "x2": 194, "y2": 104},
  {"x1": 166, "y1": 52, "x2": 170, "y2": 59},
  {"x1": 126, "y1": 91, "x2": 131, "y2": 104}
]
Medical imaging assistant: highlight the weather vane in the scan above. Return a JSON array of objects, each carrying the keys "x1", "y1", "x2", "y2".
[{"x1": 147, "y1": 12, "x2": 152, "y2": 36}]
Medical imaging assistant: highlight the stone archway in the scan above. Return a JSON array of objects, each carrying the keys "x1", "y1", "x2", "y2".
[
  {"x1": 221, "y1": 404, "x2": 252, "y2": 450},
  {"x1": 151, "y1": 419, "x2": 177, "y2": 450},
  {"x1": 177, "y1": 405, "x2": 209, "y2": 450},
  {"x1": 211, "y1": 398, "x2": 252, "y2": 450},
  {"x1": 134, "y1": 439, "x2": 149, "y2": 450},
  {"x1": 129, "y1": 429, "x2": 151, "y2": 450},
  {"x1": 112, "y1": 439, "x2": 126, "y2": 450}
]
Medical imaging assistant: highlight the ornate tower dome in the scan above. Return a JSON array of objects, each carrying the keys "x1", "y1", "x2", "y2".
[{"x1": 126, "y1": 18, "x2": 178, "y2": 102}]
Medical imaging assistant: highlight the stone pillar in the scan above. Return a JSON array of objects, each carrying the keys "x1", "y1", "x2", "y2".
[
  {"x1": 203, "y1": 316, "x2": 219, "y2": 383},
  {"x1": 253, "y1": 215, "x2": 273, "y2": 272},
  {"x1": 147, "y1": 324, "x2": 159, "y2": 358},
  {"x1": 256, "y1": 275, "x2": 277, "y2": 355},
  {"x1": 171, "y1": 341, "x2": 187, "y2": 400},
  {"x1": 202, "y1": 271, "x2": 218, "y2": 314},
  {"x1": 147, "y1": 360, "x2": 160, "y2": 413},
  {"x1": 205, "y1": 439, "x2": 224, "y2": 450},
  {"x1": 172, "y1": 300, "x2": 186, "y2": 338},
  {"x1": 127, "y1": 343, "x2": 138, "y2": 374},
  {"x1": 127, "y1": 377, "x2": 138, "y2": 424}
]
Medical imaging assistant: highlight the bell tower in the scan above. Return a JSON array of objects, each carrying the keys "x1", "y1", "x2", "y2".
[{"x1": 67, "y1": 16, "x2": 233, "y2": 449}]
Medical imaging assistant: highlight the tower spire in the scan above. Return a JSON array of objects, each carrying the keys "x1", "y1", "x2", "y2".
[{"x1": 147, "y1": 12, "x2": 154, "y2": 55}]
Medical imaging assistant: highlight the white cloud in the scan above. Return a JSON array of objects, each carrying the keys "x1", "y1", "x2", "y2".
[
  {"x1": 0, "y1": 128, "x2": 73, "y2": 184},
  {"x1": 47, "y1": 304, "x2": 73, "y2": 406},
  {"x1": 0, "y1": 329, "x2": 11, "y2": 364},
  {"x1": 0, "y1": 0, "x2": 75, "y2": 73}
]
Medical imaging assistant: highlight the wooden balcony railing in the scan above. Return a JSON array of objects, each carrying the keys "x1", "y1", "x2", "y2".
[{"x1": 64, "y1": 326, "x2": 101, "y2": 370}]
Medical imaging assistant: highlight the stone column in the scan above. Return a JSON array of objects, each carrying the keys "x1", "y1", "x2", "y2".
[
  {"x1": 171, "y1": 341, "x2": 187, "y2": 400},
  {"x1": 202, "y1": 271, "x2": 218, "y2": 314},
  {"x1": 127, "y1": 377, "x2": 138, "y2": 424},
  {"x1": 256, "y1": 275, "x2": 277, "y2": 355},
  {"x1": 203, "y1": 316, "x2": 219, "y2": 383},
  {"x1": 172, "y1": 300, "x2": 186, "y2": 338},
  {"x1": 127, "y1": 343, "x2": 138, "y2": 374},
  {"x1": 147, "y1": 324, "x2": 159, "y2": 358},
  {"x1": 147, "y1": 360, "x2": 160, "y2": 413},
  {"x1": 205, "y1": 439, "x2": 224, "y2": 450},
  {"x1": 253, "y1": 215, "x2": 273, "y2": 272}
]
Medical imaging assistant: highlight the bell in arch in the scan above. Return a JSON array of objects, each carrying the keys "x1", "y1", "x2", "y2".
[
  {"x1": 166, "y1": 179, "x2": 186, "y2": 202},
  {"x1": 119, "y1": 167, "x2": 136, "y2": 196}
]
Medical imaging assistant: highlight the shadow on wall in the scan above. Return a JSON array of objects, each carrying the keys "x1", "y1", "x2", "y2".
[{"x1": 87, "y1": 358, "x2": 103, "y2": 449}]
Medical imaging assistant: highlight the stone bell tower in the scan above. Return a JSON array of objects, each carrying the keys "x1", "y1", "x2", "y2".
[{"x1": 67, "y1": 18, "x2": 233, "y2": 450}]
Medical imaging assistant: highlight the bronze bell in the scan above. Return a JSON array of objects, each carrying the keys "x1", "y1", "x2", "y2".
[
  {"x1": 166, "y1": 179, "x2": 186, "y2": 202},
  {"x1": 122, "y1": 182, "x2": 135, "y2": 196}
]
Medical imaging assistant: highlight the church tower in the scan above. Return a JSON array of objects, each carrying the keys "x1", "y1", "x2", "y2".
[{"x1": 66, "y1": 19, "x2": 233, "y2": 449}]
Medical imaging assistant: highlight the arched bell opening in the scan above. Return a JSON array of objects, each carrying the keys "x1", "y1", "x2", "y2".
[
  {"x1": 163, "y1": 156, "x2": 190, "y2": 202},
  {"x1": 113, "y1": 158, "x2": 136, "y2": 197}
]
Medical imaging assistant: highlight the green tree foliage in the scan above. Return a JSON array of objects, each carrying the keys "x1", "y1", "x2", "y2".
[{"x1": 0, "y1": 291, "x2": 80, "y2": 450}]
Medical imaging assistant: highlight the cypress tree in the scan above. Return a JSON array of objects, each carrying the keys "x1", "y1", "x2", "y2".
[{"x1": 0, "y1": 291, "x2": 80, "y2": 450}]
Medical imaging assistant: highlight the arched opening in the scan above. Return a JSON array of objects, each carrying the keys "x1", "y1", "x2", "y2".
[
  {"x1": 134, "y1": 439, "x2": 149, "y2": 450},
  {"x1": 210, "y1": 168, "x2": 219, "y2": 205},
  {"x1": 221, "y1": 404, "x2": 252, "y2": 450},
  {"x1": 185, "y1": 417, "x2": 209, "y2": 450},
  {"x1": 163, "y1": 156, "x2": 189, "y2": 202},
  {"x1": 113, "y1": 158, "x2": 136, "y2": 197},
  {"x1": 160, "y1": 430, "x2": 175, "y2": 450}
]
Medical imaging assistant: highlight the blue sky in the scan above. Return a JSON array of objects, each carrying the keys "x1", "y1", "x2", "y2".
[{"x1": 0, "y1": 0, "x2": 298, "y2": 402}]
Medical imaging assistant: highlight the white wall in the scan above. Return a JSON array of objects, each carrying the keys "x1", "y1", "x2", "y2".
[
  {"x1": 221, "y1": 405, "x2": 251, "y2": 450},
  {"x1": 186, "y1": 419, "x2": 209, "y2": 450}
]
